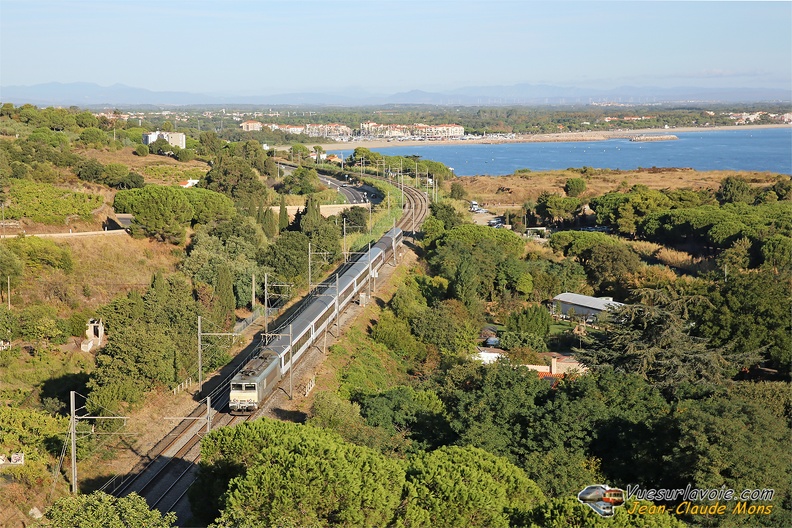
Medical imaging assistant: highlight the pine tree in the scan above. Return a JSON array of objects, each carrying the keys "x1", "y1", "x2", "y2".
[{"x1": 278, "y1": 194, "x2": 289, "y2": 232}]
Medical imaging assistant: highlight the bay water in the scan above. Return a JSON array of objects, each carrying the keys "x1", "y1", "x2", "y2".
[{"x1": 331, "y1": 127, "x2": 791, "y2": 176}]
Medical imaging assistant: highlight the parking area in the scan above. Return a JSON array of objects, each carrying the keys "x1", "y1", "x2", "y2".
[{"x1": 471, "y1": 211, "x2": 501, "y2": 226}]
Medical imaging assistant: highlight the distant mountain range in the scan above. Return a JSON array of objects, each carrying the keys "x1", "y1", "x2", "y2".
[{"x1": 1, "y1": 82, "x2": 789, "y2": 108}]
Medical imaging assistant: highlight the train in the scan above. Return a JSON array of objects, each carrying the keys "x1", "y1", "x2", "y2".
[{"x1": 229, "y1": 227, "x2": 404, "y2": 413}]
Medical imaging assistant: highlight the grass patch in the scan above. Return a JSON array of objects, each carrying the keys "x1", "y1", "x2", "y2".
[
  {"x1": 141, "y1": 165, "x2": 207, "y2": 183},
  {"x1": 549, "y1": 322, "x2": 574, "y2": 335},
  {"x1": 8, "y1": 235, "x2": 179, "y2": 313}
]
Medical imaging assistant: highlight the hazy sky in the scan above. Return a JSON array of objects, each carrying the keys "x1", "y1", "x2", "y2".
[{"x1": 1, "y1": 0, "x2": 790, "y2": 94}]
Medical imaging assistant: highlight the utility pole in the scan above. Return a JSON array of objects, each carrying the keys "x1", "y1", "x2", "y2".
[
  {"x1": 70, "y1": 391, "x2": 77, "y2": 494},
  {"x1": 307, "y1": 243, "x2": 330, "y2": 294},
  {"x1": 197, "y1": 316, "x2": 239, "y2": 396},
  {"x1": 69, "y1": 391, "x2": 129, "y2": 494},
  {"x1": 263, "y1": 273, "x2": 292, "y2": 338},
  {"x1": 392, "y1": 221, "x2": 398, "y2": 266},
  {"x1": 335, "y1": 273, "x2": 340, "y2": 337}
]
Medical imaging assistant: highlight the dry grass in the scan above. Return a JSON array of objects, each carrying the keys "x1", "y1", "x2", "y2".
[
  {"x1": 13, "y1": 234, "x2": 180, "y2": 314},
  {"x1": 454, "y1": 169, "x2": 782, "y2": 210},
  {"x1": 77, "y1": 146, "x2": 209, "y2": 184},
  {"x1": 627, "y1": 240, "x2": 712, "y2": 274}
]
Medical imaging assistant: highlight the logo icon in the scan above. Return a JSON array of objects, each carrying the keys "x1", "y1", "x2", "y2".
[{"x1": 577, "y1": 484, "x2": 626, "y2": 517}]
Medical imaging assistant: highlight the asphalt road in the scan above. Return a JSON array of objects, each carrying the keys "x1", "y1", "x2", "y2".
[{"x1": 318, "y1": 173, "x2": 376, "y2": 205}]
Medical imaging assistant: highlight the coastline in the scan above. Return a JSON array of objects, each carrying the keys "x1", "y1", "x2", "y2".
[{"x1": 306, "y1": 123, "x2": 791, "y2": 152}]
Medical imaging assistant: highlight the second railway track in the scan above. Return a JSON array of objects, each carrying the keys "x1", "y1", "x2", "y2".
[{"x1": 108, "y1": 177, "x2": 431, "y2": 522}]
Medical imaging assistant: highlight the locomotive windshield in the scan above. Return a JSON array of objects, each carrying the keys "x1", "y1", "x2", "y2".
[
  {"x1": 231, "y1": 383, "x2": 243, "y2": 391},
  {"x1": 244, "y1": 383, "x2": 256, "y2": 391}
]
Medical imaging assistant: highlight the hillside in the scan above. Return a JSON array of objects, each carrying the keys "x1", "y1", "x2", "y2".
[{"x1": 77, "y1": 146, "x2": 209, "y2": 185}]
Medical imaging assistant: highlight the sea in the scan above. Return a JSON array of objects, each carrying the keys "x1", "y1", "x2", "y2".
[{"x1": 329, "y1": 127, "x2": 792, "y2": 176}]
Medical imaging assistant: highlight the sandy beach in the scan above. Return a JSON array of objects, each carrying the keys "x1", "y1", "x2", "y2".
[{"x1": 303, "y1": 123, "x2": 790, "y2": 152}]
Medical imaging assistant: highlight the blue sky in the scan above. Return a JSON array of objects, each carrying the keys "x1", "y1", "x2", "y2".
[{"x1": 1, "y1": 0, "x2": 790, "y2": 94}]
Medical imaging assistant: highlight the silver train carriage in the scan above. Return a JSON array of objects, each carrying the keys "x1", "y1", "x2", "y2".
[{"x1": 229, "y1": 227, "x2": 403, "y2": 412}]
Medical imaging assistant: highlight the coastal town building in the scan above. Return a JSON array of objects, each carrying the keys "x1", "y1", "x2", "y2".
[
  {"x1": 261, "y1": 123, "x2": 306, "y2": 135},
  {"x1": 304, "y1": 123, "x2": 353, "y2": 138},
  {"x1": 360, "y1": 121, "x2": 464, "y2": 139},
  {"x1": 240, "y1": 120, "x2": 263, "y2": 132},
  {"x1": 142, "y1": 131, "x2": 186, "y2": 149}
]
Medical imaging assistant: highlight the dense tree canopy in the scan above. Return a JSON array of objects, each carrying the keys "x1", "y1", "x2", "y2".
[{"x1": 46, "y1": 492, "x2": 175, "y2": 528}]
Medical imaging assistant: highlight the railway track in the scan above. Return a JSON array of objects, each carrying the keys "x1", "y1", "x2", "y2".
[{"x1": 108, "y1": 176, "x2": 430, "y2": 523}]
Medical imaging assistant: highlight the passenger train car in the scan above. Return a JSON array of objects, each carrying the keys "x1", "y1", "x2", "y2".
[{"x1": 229, "y1": 227, "x2": 403, "y2": 413}]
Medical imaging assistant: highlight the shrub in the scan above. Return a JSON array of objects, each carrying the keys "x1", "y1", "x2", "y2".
[{"x1": 564, "y1": 177, "x2": 586, "y2": 197}]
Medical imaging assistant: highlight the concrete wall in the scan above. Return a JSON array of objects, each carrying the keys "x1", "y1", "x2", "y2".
[{"x1": 273, "y1": 203, "x2": 371, "y2": 221}]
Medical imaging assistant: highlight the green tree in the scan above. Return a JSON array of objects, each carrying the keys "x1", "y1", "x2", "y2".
[
  {"x1": 74, "y1": 111, "x2": 98, "y2": 129},
  {"x1": 528, "y1": 496, "x2": 687, "y2": 528},
  {"x1": 194, "y1": 419, "x2": 405, "y2": 527},
  {"x1": 450, "y1": 181, "x2": 467, "y2": 200},
  {"x1": 214, "y1": 265, "x2": 235, "y2": 328},
  {"x1": 46, "y1": 492, "x2": 176, "y2": 528},
  {"x1": 400, "y1": 445, "x2": 545, "y2": 527},
  {"x1": 499, "y1": 331, "x2": 548, "y2": 352},
  {"x1": 536, "y1": 192, "x2": 582, "y2": 226},
  {"x1": 693, "y1": 268, "x2": 792, "y2": 375},
  {"x1": 114, "y1": 186, "x2": 195, "y2": 244},
  {"x1": 564, "y1": 177, "x2": 586, "y2": 197},
  {"x1": 198, "y1": 131, "x2": 223, "y2": 157},
  {"x1": 717, "y1": 175, "x2": 754, "y2": 204},
  {"x1": 578, "y1": 303, "x2": 746, "y2": 393},
  {"x1": 78, "y1": 127, "x2": 108, "y2": 147},
  {"x1": 260, "y1": 206, "x2": 278, "y2": 239},
  {"x1": 289, "y1": 143, "x2": 311, "y2": 164},
  {"x1": 0, "y1": 406, "x2": 67, "y2": 487},
  {"x1": 506, "y1": 305, "x2": 553, "y2": 337},
  {"x1": 280, "y1": 166, "x2": 321, "y2": 194},
  {"x1": 182, "y1": 188, "x2": 236, "y2": 226},
  {"x1": 278, "y1": 194, "x2": 289, "y2": 231},
  {"x1": 176, "y1": 148, "x2": 196, "y2": 162},
  {"x1": 580, "y1": 243, "x2": 641, "y2": 296},
  {"x1": 259, "y1": 231, "x2": 309, "y2": 287},
  {"x1": 341, "y1": 206, "x2": 368, "y2": 230},
  {"x1": 307, "y1": 391, "x2": 395, "y2": 450},
  {"x1": 663, "y1": 394, "x2": 792, "y2": 527},
  {"x1": 77, "y1": 159, "x2": 105, "y2": 183},
  {"x1": 410, "y1": 300, "x2": 478, "y2": 360},
  {"x1": 0, "y1": 244, "x2": 24, "y2": 291},
  {"x1": 760, "y1": 234, "x2": 792, "y2": 270}
]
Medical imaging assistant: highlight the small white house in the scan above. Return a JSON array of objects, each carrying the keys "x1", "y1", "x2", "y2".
[{"x1": 552, "y1": 292, "x2": 624, "y2": 319}]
